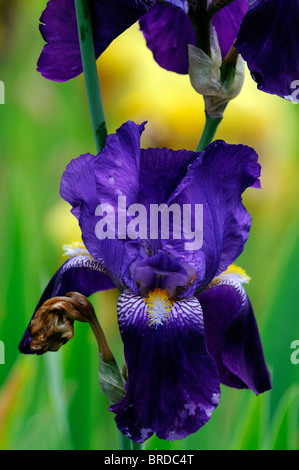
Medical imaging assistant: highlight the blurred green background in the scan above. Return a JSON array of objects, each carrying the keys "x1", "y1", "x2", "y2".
[{"x1": 0, "y1": 0, "x2": 298, "y2": 450}]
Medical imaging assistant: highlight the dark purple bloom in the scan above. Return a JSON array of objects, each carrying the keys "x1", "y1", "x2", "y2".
[{"x1": 19, "y1": 121, "x2": 271, "y2": 442}]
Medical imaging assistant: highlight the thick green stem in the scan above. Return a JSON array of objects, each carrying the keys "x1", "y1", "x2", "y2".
[
  {"x1": 119, "y1": 432, "x2": 133, "y2": 450},
  {"x1": 132, "y1": 441, "x2": 145, "y2": 450},
  {"x1": 118, "y1": 433, "x2": 145, "y2": 450},
  {"x1": 188, "y1": 0, "x2": 211, "y2": 57},
  {"x1": 196, "y1": 115, "x2": 222, "y2": 152},
  {"x1": 74, "y1": 0, "x2": 107, "y2": 153}
]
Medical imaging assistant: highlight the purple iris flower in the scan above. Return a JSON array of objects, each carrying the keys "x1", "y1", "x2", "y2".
[{"x1": 19, "y1": 121, "x2": 271, "y2": 443}]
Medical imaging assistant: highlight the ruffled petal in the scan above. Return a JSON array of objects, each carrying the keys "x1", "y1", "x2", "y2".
[
  {"x1": 133, "y1": 145, "x2": 198, "y2": 266},
  {"x1": 139, "y1": 2, "x2": 196, "y2": 74},
  {"x1": 60, "y1": 151, "x2": 109, "y2": 270},
  {"x1": 235, "y1": 0, "x2": 299, "y2": 99},
  {"x1": 94, "y1": 121, "x2": 145, "y2": 208},
  {"x1": 138, "y1": 146, "x2": 197, "y2": 209},
  {"x1": 60, "y1": 121, "x2": 144, "y2": 216},
  {"x1": 19, "y1": 254, "x2": 115, "y2": 354},
  {"x1": 60, "y1": 121, "x2": 145, "y2": 290},
  {"x1": 37, "y1": 0, "x2": 155, "y2": 82},
  {"x1": 198, "y1": 279, "x2": 272, "y2": 394},
  {"x1": 162, "y1": 140, "x2": 260, "y2": 293},
  {"x1": 110, "y1": 290, "x2": 220, "y2": 443}
]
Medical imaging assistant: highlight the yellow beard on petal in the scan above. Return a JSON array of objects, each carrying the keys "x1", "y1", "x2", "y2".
[
  {"x1": 210, "y1": 264, "x2": 251, "y2": 286},
  {"x1": 62, "y1": 241, "x2": 92, "y2": 258},
  {"x1": 144, "y1": 288, "x2": 173, "y2": 328}
]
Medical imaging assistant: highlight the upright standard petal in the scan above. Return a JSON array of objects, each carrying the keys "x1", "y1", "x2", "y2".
[
  {"x1": 129, "y1": 145, "x2": 198, "y2": 271},
  {"x1": 110, "y1": 290, "x2": 220, "y2": 443},
  {"x1": 60, "y1": 121, "x2": 145, "y2": 291},
  {"x1": 162, "y1": 140, "x2": 260, "y2": 293},
  {"x1": 235, "y1": 0, "x2": 299, "y2": 99},
  {"x1": 94, "y1": 121, "x2": 145, "y2": 208},
  {"x1": 19, "y1": 252, "x2": 115, "y2": 354},
  {"x1": 138, "y1": 146, "x2": 197, "y2": 209},
  {"x1": 37, "y1": 0, "x2": 155, "y2": 82},
  {"x1": 198, "y1": 277, "x2": 272, "y2": 395}
]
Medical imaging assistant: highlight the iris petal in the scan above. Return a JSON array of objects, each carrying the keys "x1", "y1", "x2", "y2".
[
  {"x1": 211, "y1": 0, "x2": 248, "y2": 58},
  {"x1": 110, "y1": 290, "x2": 220, "y2": 443},
  {"x1": 94, "y1": 121, "x2": 145, "y2": 209},
  {"x1": 162, "y1": 140, "x2": 260, "y2": 293},
  {"x1": 139, "y1": 2, "x2": 196, "y2": 74},
  {"x1": 60, "y1": 121, "x2": 145, "y2": 291},
  {"x1": 235, "y1": 0, "x2": 299, "y2": 99},
  {"x1": 198, "y1": 279, "x2": 272, "y2": 394},
  {"x1": 138, "y1": 146, "x2": 197, "y2": 209}
]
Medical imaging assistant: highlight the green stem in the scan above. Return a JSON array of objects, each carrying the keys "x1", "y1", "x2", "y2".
[
  {"x1": 188, "y1": 0, "x2": 211, "y2": 57},
  {"x1": 74, "y1": 0, "x2": 107, "y2": 153},
  {"x1": 132, "y1": 441, "x2": 145, "y2": 450},
  {"x1": 196, "y1": 115, "x2": 222, "y2": 152},
  {"x1": 119, "y1": 432, "x2": 133, "y2": 450}
]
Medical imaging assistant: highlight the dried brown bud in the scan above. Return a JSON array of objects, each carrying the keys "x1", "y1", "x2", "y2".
[
  {"x1": 29, "y1": 292, "x2": 127, "y2": 404},
  {"x1": 29, "y1": 298, "x2": 75, "y2": 354},
  {"x1": 29, "y1": 292, "x2": 114, "y2": 362}
]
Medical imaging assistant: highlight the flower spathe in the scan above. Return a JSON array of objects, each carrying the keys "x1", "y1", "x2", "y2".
[{"x1": 19, "y1": 121, "x2": 271, "y2": 442}]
